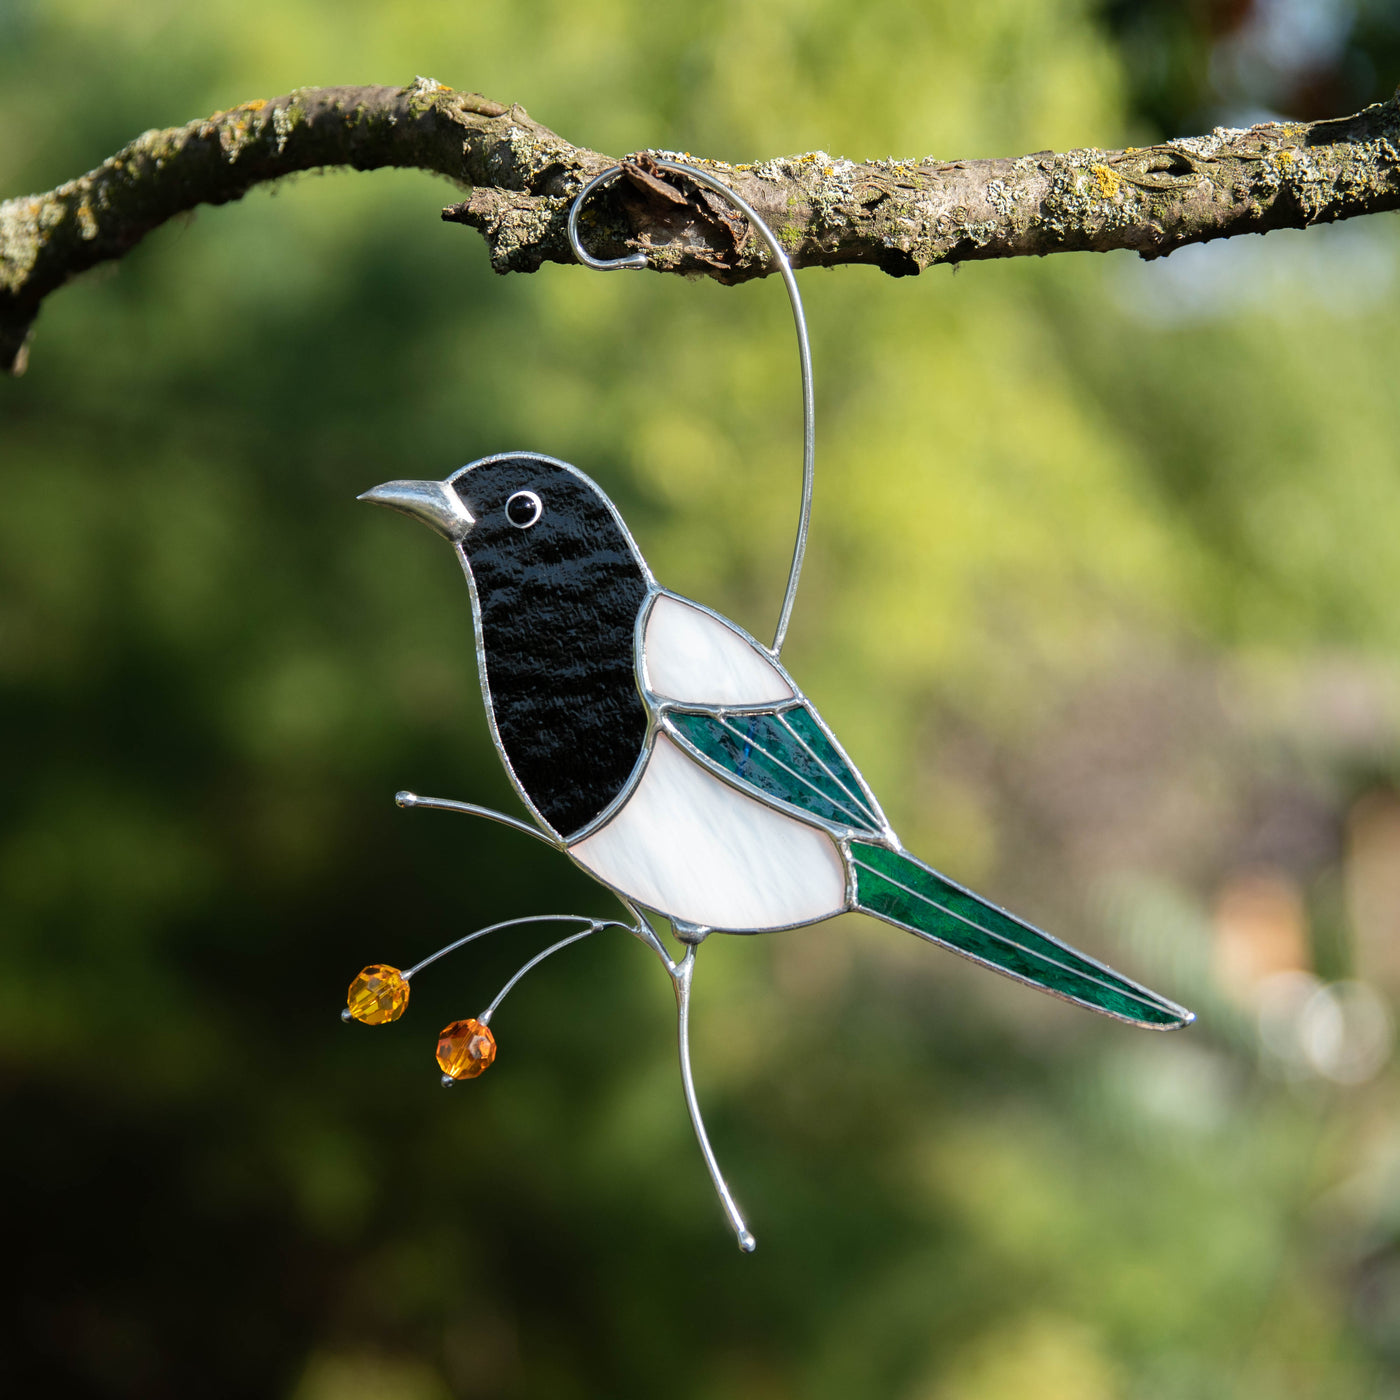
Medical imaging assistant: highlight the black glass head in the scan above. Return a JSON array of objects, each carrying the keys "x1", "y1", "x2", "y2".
[
  {"x1": 446, "y1": 455, "x2": 645, "y2": 576},
  {"x1": 445, "y1": 454, "x2": 653, "y2": 840}
]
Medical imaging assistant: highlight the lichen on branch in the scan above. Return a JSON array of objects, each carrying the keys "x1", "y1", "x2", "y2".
[{"x1": 4, "y1": 77, "x2": 1400, "y2": 374}]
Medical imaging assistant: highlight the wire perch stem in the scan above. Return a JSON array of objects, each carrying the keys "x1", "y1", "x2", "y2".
[
  {"x1": 392, "y1": 785, "x2": 754, "y2": 1248},
  {"x1": 670, "y1": 942, "x2": 756, "y2": 1252}
]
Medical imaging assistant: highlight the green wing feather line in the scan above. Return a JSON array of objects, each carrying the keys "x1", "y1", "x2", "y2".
[
  {"x1": 666, "y1": 706, "x2": 885, "y2": 835},
  {"x1": 663, "y1": 705, "x2": 1191, "y2": 1029},
  {"x1": 850, "y1": 842, "x2": 1194, "y2": 1030}
]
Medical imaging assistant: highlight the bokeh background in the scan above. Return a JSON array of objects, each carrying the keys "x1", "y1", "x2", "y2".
[{"x1": 5, "y1": 1, "x2": 1400, "y2": 1396}]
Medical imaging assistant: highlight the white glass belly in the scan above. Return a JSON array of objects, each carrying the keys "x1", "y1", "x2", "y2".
[{"x1": 569, "y1": 734, "x2": 847, "y2": 930}]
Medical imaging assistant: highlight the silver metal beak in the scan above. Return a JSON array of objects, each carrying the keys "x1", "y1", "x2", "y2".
[{"x1": 357, "y1": 479, "x2": 474, "y2": 542}]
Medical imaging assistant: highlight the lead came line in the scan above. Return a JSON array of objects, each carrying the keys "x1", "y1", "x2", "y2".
[
  {"x1": 773, "y1": 711, "x2": 879, "y2": 825},
  {"x1": 772, "y1": 710, "x2": 877, "y2": 820},
  {"x1": 711, "y1": 713, "x2": 871, "y2": 828},
  {"x1": 711, "y1": 714, "x2": 874, "y2": 830},
  {"x1": 851, "y1": 856, "x2": 1170, "y2": 1015}
]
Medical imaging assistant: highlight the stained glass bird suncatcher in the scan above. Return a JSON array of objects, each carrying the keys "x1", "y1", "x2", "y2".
[{"x1": 344, "y1": 159, "x2": 1194, "y2": 1251}]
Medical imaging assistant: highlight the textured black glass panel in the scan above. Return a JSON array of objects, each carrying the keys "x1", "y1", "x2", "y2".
[
  {"x1": 452, "y1": 456, "x2": 650, "y2": 839},
  {"x1": 668, "y1": 706, "x2": 881, "y2": 834}
]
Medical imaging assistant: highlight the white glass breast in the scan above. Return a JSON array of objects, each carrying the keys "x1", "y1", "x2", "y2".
[
  {"x1": 642, "y1": 595, "x2": 795, "y2": 706},
  {"x1": 568, "y1": 734, "x2": 847, "y2": 931}
]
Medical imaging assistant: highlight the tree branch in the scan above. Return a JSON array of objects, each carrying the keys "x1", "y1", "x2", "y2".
[{"x1": 5, "y1": 75, "x2": 1400, "y2": 375}]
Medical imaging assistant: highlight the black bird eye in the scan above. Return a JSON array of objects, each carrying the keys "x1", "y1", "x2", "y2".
[{"x1": 505, "y1": 490, "x2": 543, "y2": 529}]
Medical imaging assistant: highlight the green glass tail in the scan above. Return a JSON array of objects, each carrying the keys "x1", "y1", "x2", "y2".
[{"x1": 849, "y1": 842, "x2": 1193, "y2": 1029}]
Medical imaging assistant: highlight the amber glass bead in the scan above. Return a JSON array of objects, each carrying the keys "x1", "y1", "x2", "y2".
[
  {"x1": 346, "y1": 965, "x2": 410, "y2": 1025},
  {"x1": 437, "y1": 1018, "x2": 497, "y2": 1079}
]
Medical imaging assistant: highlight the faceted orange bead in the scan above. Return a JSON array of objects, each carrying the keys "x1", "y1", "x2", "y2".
[
  {"x1": 346, "y1": 965, "x2": 410, "y2": 1025},
  {"x1": 437, "y1": 1018, "x2": 497, "y2": 1080}
]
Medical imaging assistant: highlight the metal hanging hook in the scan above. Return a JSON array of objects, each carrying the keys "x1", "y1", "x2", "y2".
[{"x1": 567, "y1": 159, "x2": 814, "y2": 658}]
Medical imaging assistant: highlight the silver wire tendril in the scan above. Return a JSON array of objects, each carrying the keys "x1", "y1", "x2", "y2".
[
  {"x1": 375, "y1": 792, "x2": 757, "y2": 1251},
  {"x1": 567, "y1": 159, "x2": 814, "y2": 659}
]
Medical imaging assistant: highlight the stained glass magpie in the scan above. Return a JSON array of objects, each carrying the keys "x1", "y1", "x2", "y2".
[{"x1": 360, "y1": 452, "x2": 1194, "y2": 1033}]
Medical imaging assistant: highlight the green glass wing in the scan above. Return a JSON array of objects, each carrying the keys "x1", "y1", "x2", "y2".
[
  {"x1": 851, "y1": 841, "x2": 1193, "y2": 1029},
  {"x1": 666, "y1": 705, "x2": 885, "y2": 836}
]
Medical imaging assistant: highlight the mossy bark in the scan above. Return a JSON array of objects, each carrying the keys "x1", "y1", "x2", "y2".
[{"x1": 4, "y1": 76, "x2": 1400, "y2": 374}]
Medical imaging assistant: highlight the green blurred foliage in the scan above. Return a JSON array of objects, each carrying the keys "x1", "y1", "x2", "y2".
[
  {"x1": 4, "y1": 2, "x2": 1400, "y2": 1397},
  {"x1": 1102, "y1": 0, "x2": 1400, "y2": 136}
]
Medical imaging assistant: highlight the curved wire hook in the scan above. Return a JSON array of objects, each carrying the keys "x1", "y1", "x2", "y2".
[{"x1": 567, "y1": 160, "x2": 814, "y2": 658}]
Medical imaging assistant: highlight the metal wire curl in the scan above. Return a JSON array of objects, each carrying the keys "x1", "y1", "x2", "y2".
[{"x1": 567, "y1": 160, "x2": 814, "y2": 659}]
